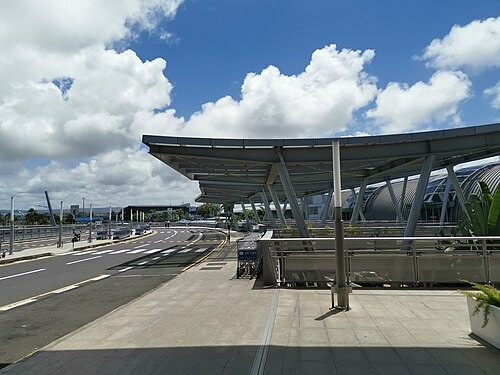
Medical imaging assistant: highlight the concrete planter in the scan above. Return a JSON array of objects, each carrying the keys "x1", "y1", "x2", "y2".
[{"x1": 466, "y1": 296, "x2": 500, "y2": 349}]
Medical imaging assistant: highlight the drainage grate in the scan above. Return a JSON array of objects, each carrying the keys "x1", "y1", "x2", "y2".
[{"x1": 200, "y1": 267, "x2": 223, "y2": 271}]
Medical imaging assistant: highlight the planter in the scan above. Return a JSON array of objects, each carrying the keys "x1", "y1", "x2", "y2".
[{"x1": 466, "y1": 296, "x2": 500, "y2": 349}]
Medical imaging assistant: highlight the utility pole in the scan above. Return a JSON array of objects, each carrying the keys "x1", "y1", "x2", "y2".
[
  {"x1": 88, "y1": 204, "x2": 93, "y2": 243},
  {"x1": 57, "y1": 200, "x2": 63, "y2": 248},
  {"x1": 9, "y1": 196, "x2": 14, "y2": 255}
]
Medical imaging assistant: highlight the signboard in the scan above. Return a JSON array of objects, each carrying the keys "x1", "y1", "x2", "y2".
[
  {"x1": 238, "y1": 249, "x2": 257, "y2": 261},
  {"x1": 70, "y1": 205, "x2": 79, "y2": 215}
]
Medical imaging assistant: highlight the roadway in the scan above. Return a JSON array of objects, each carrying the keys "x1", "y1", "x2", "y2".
[{"x1": 0, "y1": 226, "x2": 226, "y2": 367}]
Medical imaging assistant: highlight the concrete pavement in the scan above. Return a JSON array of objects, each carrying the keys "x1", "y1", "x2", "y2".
[{"x1": 1, "y1": 232, "x2": 499, "y2": 374}]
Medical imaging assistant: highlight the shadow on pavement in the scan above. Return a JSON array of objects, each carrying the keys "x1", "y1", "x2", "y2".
[{"x1": 2, "y1": 345, "x2": 499, "y2": 374}]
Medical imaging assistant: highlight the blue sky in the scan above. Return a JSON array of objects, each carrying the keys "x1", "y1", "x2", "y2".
[
  {"x1": 0, "y1": 0, "x2": 499, "y2": 209},
  {"x1": 131, "y1": 0, "x2": 500, "y2": 126}
]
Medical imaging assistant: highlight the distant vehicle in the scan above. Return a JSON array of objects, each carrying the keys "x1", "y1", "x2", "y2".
[
  {"x1": 113, "y1": 228, "x2": 131, "y2": 239},
  {"x1": 96, "y1": 230, "x2": 109, "y2": 240},
  {"x1": 351, "y1": 271, "x2": 384, "y2": 283}
]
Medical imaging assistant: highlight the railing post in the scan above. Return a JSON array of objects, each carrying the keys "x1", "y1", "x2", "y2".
[
  {"x1": 412, "y1": 239, "x2": 418, "y2": 287},
  {"x1": 482, "y1": 239, "x2": 489, "y2": 283}
]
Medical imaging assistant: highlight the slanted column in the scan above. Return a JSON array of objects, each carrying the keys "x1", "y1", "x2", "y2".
[
  {"x1": 446, "y1": 165, "x2": 469, "y2": 221},
  {"x1": 276, "y1": 152, "x2": 310, "y2": 238},
  {"x1": 399, "y1": 176, "x2": 408, "y2": 215},
  {"x1": 261, "y1": 188, "x2": 276, "y2": 228},
  {"x1": 303, "y1": 196, "x2": 310, "y2": 220},
  {"x1": 386, "y1": 177, "x2": 404, "y2": 223},
  {"x1": 403, "y1": 155, "x2": 435, "y2": 238},
  {"x1": 439, "y1": 176, "x2": 452, "y2": 226},
  {"x1": 268, "y1": 185, "x2": 286, "y2": 226},
  {"x1": 249, "y1": 198, "x2": 260, "y2": 224},
  {"x1": 320, "y1": 188, "x2": 334, "y2": 225},
  {"x1": 350, "y1": 179, "x2": 367, "y2": 225},
  {"x1": 241, "y1": 200, "x2": 251, "y2": 232}
]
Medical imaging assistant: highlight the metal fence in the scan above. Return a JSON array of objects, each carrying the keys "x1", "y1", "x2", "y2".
[{"x1": 259, "y1": 235, "x2": 500, "y2": 287}]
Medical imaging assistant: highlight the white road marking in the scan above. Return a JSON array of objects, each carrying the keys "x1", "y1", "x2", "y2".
[
  {"x1": 0, "y1": 299, "x2": 37, "y2": 311},
  {"x1": 109, "y1": 249, "x2": 132, "y2": 254},
  {"x1": 138, "y1": 261, "x2": 148, "y2": 265},
  {"x1": 178, "y1": 248, "x2": 192, "y2": 253},
  {"x1": 152, "y1": 257, "x2": 160, "y2": 260},
  {"x1": 66, "y1": 256, "x2": 102, "y2": 265},
  {"x1": 143, "y1": 248, "x2": 162, "y2": 254},
  {"x1": 0, "y1": 268, "x2": 46, "y2": 281},
  {"x1": 90, "y1": 274, "x2": 110, "y2": 281},
  {"x1": 161, "y1": 249, "x2": 176, "y2": 255},
  {"x1": 53, "y1": 285, "x2": 79, "y2": 294},
  {"x1": 195, "y1": 248, "x2": 207, "y2": 253},
  {"x1": 126, "y1": 248, "x2": 147, "y2": 254},
  {"x1": 118, "y1": 267, "x2": 134, "y2": 273},
  {"x1": 134, "y1": 244, "x2": 147, "y2": 249},
  {"x1": 92, "y1": 249, "x2": 114, "y2": 255}
]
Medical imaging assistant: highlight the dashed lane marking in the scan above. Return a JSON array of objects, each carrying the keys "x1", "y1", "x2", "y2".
[
  {"x1": 0, "y1": 274, "x2": 110, "y2": 312},
  {"x1": 0, "y1": 268, "x2": 46, "y2": 281},
  {"x1": 66, "y1": 256, "x2": 102, "y2": 265}
]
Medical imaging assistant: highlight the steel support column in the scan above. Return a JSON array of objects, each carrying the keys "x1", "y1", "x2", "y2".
[
  {"x1": 249, "y1": 198, "x2": 260, "y2": 224},
  {"x1": 386, "y1": 177, "x2": 404, "y2": 223},
  {"x1": 350, "y1": 179, "x2": 367, "y2": 225},
  {"x1": 399, "y1": 176, "x2": 408, "y2": 215},
  {"x1": 446, "y1": 165, "x2": 469, "y2": 220},
  {"x1": 403, "y1": 155, "x2": 435, "y2": 239},
  {"x1": 261, "y1": 188, "x2": 276, "y2": 228},
  {"x1": 276, "y1": 152, "x2": 310, "y2": 238},
  {"x1": 439, "y1": 176, "x2": 452, "y2": 226},
  {"x1": 268, "y1": 184, "x2": 287, "y2": 226},
  {"x1": 241, "y1": 200, "x2": 251, "y2": 232},
  {"x1": 332, "y1": 140, "x2": 350, "y2": 310},
  {"x1": 320, "y1": 188, "x2": 334, "y2": 225}
]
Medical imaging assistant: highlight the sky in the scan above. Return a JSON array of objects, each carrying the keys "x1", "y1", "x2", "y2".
[{"x1": 0, "y1": 0, "x2": 499, "y2": 210}]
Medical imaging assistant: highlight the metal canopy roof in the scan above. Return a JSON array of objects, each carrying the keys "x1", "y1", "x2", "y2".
[{"x1": 142, "y1": 123, "x2": 500, "y2": 204}]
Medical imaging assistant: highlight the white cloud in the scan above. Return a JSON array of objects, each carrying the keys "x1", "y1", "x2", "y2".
[
  {"x1": 0, "y1": 0, "x2": 188, "y2": 208},
  {"x1": 422, "y1": 17, "x2": 500, "y2": 71},
  {"x1": 484, "y1": 81, "x2": 500, "y2": 109},
  {"x1": 2, "y1": 148, "x2": 199, "y2": 209},
  {"x1": 365, "y1": 71, "x2": 471, "y2": 134},
  {"x1": 183, "y1": 45, "x2": 378, "y2": 138}
]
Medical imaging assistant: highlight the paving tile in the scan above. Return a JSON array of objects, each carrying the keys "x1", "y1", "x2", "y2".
[{"x1": 406, "y1": 364, "x2": 448, "y2": 375}]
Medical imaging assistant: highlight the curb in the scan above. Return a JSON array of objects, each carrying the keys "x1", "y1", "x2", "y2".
[{"x1": 0, "y1": 252, "x2": 52, "y2": 265}]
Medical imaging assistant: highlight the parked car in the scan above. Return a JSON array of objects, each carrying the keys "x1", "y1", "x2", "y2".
[{"x1": 96, "y1": 230, "x2": 109, "y2": 240}]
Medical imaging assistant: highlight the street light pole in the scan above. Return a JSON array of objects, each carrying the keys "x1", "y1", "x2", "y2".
[
  {"x1": 57, "y1": 200, "x2": 63, "y2": 248},
  {"x1": 82, "y1": 197, "x2": 85, "y2": 216},
  {"x1": 9, "y1": 196, "x2": 14, "y2": 255},
  {"x1": 88, "y1": 203, "x2": 93, "y2": 243},
  {"x1": 108, "y1": 206, "x2": 112, "y2": 239}
]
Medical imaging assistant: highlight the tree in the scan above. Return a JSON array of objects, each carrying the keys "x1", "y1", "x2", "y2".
[
  {"x1": 197, "y1": 203, "x2": 221, "y2": 218},
  {"x1": 458, "y1": 181, "x2": 500, "y2": 236}
]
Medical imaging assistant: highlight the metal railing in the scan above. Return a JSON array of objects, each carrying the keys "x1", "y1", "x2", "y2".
[{"x1": 259, "y1": 235, "x2": 500, "y2": 287}]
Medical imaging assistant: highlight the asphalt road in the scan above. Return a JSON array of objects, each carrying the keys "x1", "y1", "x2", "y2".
[{"x1": 0, "y1": 227, "x2": 225, "y2": 368}]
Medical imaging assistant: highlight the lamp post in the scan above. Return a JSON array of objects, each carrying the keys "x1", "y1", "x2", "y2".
[
  {"x1": 82, "y1": 197, "x2": 85, "y2": 216},
  {"x1": 9, "y1": 196, "x2": 14, "y2": 255},
  {"x1": 108, "y1": 206, "x2": 112, "y2": 239},
  {"x1": 88, "y1": 204, "x2": 93, "y2": 243},
  {"x1": 57, "y1": 200, "x2": 63, "y2": 248}
]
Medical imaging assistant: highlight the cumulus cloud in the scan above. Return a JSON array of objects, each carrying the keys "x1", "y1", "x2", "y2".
[
  {"x1": 484, "y1": 82, "x2": 500, "y2": 109},
  {"x1": 421, "y1": 17, "x2": 500, "y2": 71},
  {"x1": 183, "y1": 45, "x2": 378, "y2": 138},
  {"x1": 365, "y1": 71, "x2": 471, "y2": 134},
  {"x1": 2, "y1": 148, "x2": 199, "y2": 209},
  {"x1": 0, "y1": 0, "x2": 187, "y2": 208}
]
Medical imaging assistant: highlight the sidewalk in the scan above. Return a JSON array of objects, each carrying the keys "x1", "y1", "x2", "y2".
[{"x1": 1, "y1": 233, "x2": 499, "y2": 374}]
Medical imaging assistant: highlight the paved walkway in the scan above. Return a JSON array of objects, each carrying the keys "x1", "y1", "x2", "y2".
[{"x1": 1, "y1": 232, "x2": 499, "y2": 374}]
